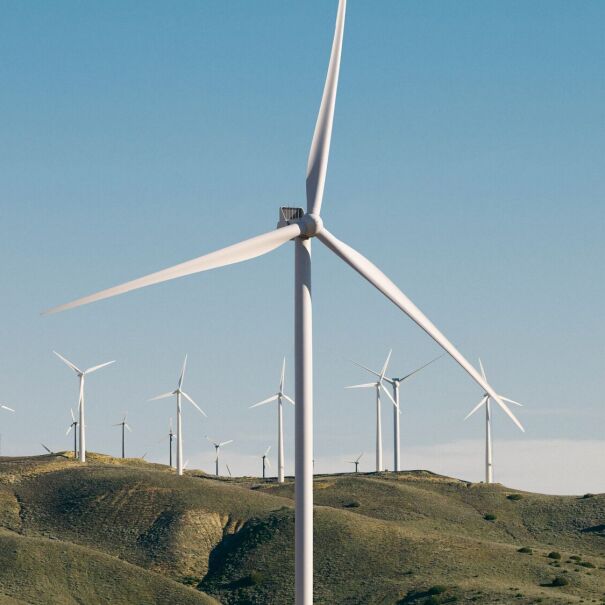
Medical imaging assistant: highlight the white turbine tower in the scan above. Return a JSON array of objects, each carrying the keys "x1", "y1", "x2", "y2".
[
  {"x1": 207, "y1": 437, "x2": 233, "y2": 476},
  {"x1": 113, "y1": 414, "x2": 132, "y2": 459},
  {"x1": 43, "y1": 2, "x2": 522, "y2": 601},
  {"x1": 261, "y1": 446, "x2": 272, "y2": 479},
  {"x1": 249, "y1": 358, "x2": 294, "y2": 483},
  {"x1": 345, "y1": 350, "x2": 396, "y2": 472},
  {"x1": 149, "y1": 355, "x2": 206, "y2": 476},
  {"x1": 66, "y1": 408, "x2": 78, "y2": 459},
  {"x1": 346, "y1": 452, "x2": 363, "y2": 473},
  {"x1": 53, "y1": 351, "x2": 114, "y2": 463},
  {"x1": 351, "y1": 352, "x2": 444, "y2": 472},
  {"x1": 465, "y1": 358, "x2": 524, "y2": 484}
]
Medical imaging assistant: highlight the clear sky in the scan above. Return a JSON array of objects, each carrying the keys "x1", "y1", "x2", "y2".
[{"x1": 1, "y1": 1, "x2": 603, "y2": 494}]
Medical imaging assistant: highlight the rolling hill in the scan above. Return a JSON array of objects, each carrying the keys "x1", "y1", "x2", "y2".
[{"x1": 0, "y1": 453, "x2": 603, "y2": 604}]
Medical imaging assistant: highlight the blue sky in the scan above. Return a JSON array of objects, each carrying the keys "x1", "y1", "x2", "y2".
[{"x1": 1, "y1": 1, "x2": 603, "y2": 494}]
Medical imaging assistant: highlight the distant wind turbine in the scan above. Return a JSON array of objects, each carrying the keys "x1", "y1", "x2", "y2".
[
  {"x1": 345, "y1": 351, "x2": 396, "y2": 472},
  {"x1": 351, "y1": 351, "x2": 444, "y2": 472},
  {"x1": 41, "y1": 443, "x2": 68, "y2": 459},
  {"x1": 346, "y1": 452, "x2": 363, "y2": 473},
  {"x1": 261, "y1": 446, "x2": 272, "y2": 479},
  {"x1": 149, "y1": 355, "x2": 206, "y2": 476},
  {"x1": 167, "y1": 418, "x2": 175, "y2": 468},
  {"x1": 113, "y1": 414, "x2": 132, "y2": 459},
  {"x1": 43, "y1": 2, "x2": 520, "y2": 601},
  {"x1": 249, "y1": 359, "x2": 294, "y2": 483},
  {"x1": 464, "y1": 359, "x2": 524, "y2": 484},
  {"x1": 65, "y1": 408, "x2": 78, "y2": 459},
  {"x1": 53, "y1": 351, "x2": 114, "y2": 463},
  {"x1": 207, "y1": 437, "x2": 233, "y2": 476}
]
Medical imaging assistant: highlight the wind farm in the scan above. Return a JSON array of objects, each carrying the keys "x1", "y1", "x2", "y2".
[{"x1": 0, "y1": 1, "x2": 602, "y2": 604}]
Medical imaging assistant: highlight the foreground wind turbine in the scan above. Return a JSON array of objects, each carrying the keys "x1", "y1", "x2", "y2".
[
  {"x1": 207, "y1": 437, "x2": 233, "y2": 476},
  {"x1": 249, "y1": 358, "x2": 294, "y2": 483},
  {"x1": 346, "y1": 452, "x2": 363, "y2": 473},
  {"x1": 352, "y1": 352, "x2": 444, "y2": 472},
  {"x1": 53, "y1": 351, "x2": 115, "y2": 463},
  {"x1": 346, "y1": 351, "x2": 396, "y2": 472},
  {"x1": 261, "y1": 446, "x2": 272, "y2": 479},
  {"x1": 149, "y1": 355, "x2": 206, "y2": 476},
  {"x1": 464, "y1": 359, "x2": 524, "y2": 484},
  {"x1": 66, "y1": 408, "x2": 78, "y2": 459},
  {"x1": 43, "y1": 2, "x2": 520, "y2": 601},
  {"x1": 113, "y1": 414, "x2": 132, "y2": 459}
]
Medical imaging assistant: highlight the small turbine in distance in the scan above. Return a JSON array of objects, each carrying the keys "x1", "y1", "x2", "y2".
[
  {"x1": 261, "y1": 446, "x2": 272, "y2": 479},
  {"x1": 53, "y1": 351, "x2": 115, "y2": 463},
  {"x1": 351, "y1": 351, "x2": 444, "y2": 472},
  {"x1": 464, "y1": 359, "x2": 524, "y2": 484},
  {"x1": 113, "y1": 414, "x2": 132, "y2": 459},
  {"x1": 249, "y1": 358, "x2": 294, "y2": 483},
  {"x1": 149, "y1": 355, "x2": 206, "y2": 476},
  {"x1": 346, "y1": 452, "x2": 363, "y2": 473},
  {"x1": 66, "y1": 408, "x2": 78, "y2": 459},
  {"x1": 345, "y1": 350, "x2": 396, "y2": 472},
  {"x1": 207, "y1": 437, "x2": 233, "y2": 477}
]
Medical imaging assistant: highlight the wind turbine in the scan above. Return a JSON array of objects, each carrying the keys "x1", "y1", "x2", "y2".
[
  {"x1": 207, "y1": 437, "x2": 233, "y2": 476},
  {"x1": 41, "y1": 443, "x2": 68, "y2": 459},
  {"x1": 149, "y1": 355, "x2": 206, "y2": 476},
  {"x1": 261, "y1": 446, "x2": 272, "y2": 479},
  {"x1": 113, "y1": 414, "x2": 132, "y2": 459},
  {"x1": 66, "y1": 408, "x2": 78, "y2": 459},
  {"x1": 464, "y1": 359, "x2": 524, "y2": 484},
  {"x1": 43, "y1": 2, "x2": 523, "y2": 602},
  {"x1": 346, "y1": 452, "x2": 363, "y2": 473},
  {"x1": 345, "y1": 350, "x2": 396, "y2": 472},
  {"x1": 167, "y1": 418, "x2": 175, "y2": 467},
  {"x1": 351, "y1": 352, "x2": 444, "y2": 472},
  {"x1": 53, "y1": 351, "x2": 114, "y2": 463},
  {"x1": 249, "y1": 358, "x2": 294, "y2": 483}
]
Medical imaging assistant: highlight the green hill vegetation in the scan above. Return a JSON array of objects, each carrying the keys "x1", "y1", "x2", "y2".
[{"x1": 0, "y1": 453, "x2": 603, "y2": 604}]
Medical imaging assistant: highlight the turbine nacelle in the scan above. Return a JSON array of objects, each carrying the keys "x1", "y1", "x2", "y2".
[{"x1": 277, "y1": 209, "x2": 324, "y2": 239}]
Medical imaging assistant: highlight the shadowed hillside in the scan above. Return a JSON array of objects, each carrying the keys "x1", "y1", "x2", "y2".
[{"x1": 0, "y1": 454, "x2": 603, "y2": 604}]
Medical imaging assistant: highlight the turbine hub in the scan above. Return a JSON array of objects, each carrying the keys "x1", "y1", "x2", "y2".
[{"x1": 299, "y1": 213, "x2": 324, "y2": 238}]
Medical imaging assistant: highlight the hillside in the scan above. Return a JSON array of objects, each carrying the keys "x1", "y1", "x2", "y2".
[{"x1": 0, "y1": 454, "x2": 603, "y2": 604}]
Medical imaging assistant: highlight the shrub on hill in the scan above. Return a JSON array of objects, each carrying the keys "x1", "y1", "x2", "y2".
[
  {"x1": 550, "y1": 576, "x2": 569, "y2": 587},
  {"x1": 483, "y1": 513, "x2": 497, "y2": 521},
  {"x1": 507, "y1": 494, "x2": 523, "y2": 501},
  {"x1": 518, "y1": 547, "x2": 533, "y2": 554},
  {"x1": 547, "y1": 551, "x2": 561, "y2": 560}
]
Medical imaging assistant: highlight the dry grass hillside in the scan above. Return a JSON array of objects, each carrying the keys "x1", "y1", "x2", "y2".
[{"x1": 0, "y1": 453, "x2": 603, "y2": 604}]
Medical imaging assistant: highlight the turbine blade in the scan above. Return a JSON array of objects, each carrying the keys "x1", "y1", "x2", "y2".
[
  {"x1": 265, "y1": 457, "x2": 271, "y2": 468},
  {"x1": 148, "y1": 391, "x2": 174, "y2": 402},
  {"x1": 356, "y1": 452, "x2": 364, "y2": 462},
  {"x1": 464, "y1": 395, "x2": 488, "y2": 420},
  {"x1": 379, "y1": 349, "x2": 392, "y2": 381},
  {"x1": 399, "y1": 353, "x2": 445, "y2": 382},
  {"x1": 84, "y1": 360, "x2": 115, "y2": 374},
  {"x1": 344, "y1": 382, "x2": 376, "y2": 389},
  {"x1": 70, "y1": 408, "x2": 75, "y2": 422},
  {"x1": 380, "y1": 383, "x2": 397, "y2": 408},
  {"x1": 318, "y1": 228, "x2": 516, "y2": 423},
  {"x1": 501, "y1": 396, "x2": 523, "y2": 407},
  {"x1": 178, "y1": 354, "x2": 188, "y2": 389},
  {"x1": 53, "y1": 351, "x2": 82, "y2": 374},
  {"x1": 282, "y1": 394, "x2": 295, "y2": 406},
  {"x1": 66, "y1": 425, "x2": 72, "y2": 436},
  {"x1": 125, "y1": 424, "x2": 132, "y2": 432},
  {"x1": 306, "y1": 0, "x2": 347, "y2": 215},
  {"x1": 349, "y1": 359, "x2": 393, "y2": 384},
  {"x1": 478, "y1": 357, "x2": 487, "y2": 382},
  {"x1": 41, "y1": 443, "x2": 52, "y2": 454},
  {"x1": 43, "y1": 224, "x2": 302, "y2": 315},
  {"x1": 219, "y1": 440, "x2": 233, "y2": 447},
  {"x1": 494, "y1": 397, "x2": 525, "y2": 432},
  {"x1": 249, "y1": 394, "x2": 279, "y2": 409},
  {"x1": 279, "y1": 357, "x2": 286, "y2": 393},
  {"x1": 181, "y1": 391, "x2": 207, "y2": 417},
  {"x1": 1, "y1": 405, "x2": 15, "y2": 412},
  {"x1": 264, "y1": 446, "x2": 272, "y2": 456}
]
